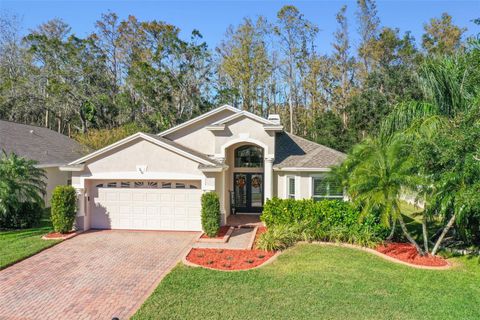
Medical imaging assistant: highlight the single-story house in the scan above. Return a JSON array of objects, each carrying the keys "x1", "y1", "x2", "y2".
[
  {"x1": 62, "y1": 105, "x2": 346, "y2": 231},
  {"x1": 0, "y1": 120, "x2": 89, "y2": 206}
]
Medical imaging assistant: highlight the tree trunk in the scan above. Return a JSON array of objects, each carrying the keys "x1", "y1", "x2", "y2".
[
  {"x1": 431, "y1": 214, "x2": 456, "y2": 256},
  {"x1": 387, "y1": 219, "x2": 396, "y2": 240},
  {"x1": 397, "y1": 214, "x2": 425, "y2": 255},
  {"x1": 422, "y1": 210, "x2": 429, "y2": 252}
]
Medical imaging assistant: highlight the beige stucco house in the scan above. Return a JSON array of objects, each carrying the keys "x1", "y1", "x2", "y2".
[
  {"x1": 0, "y1": 120, "x2": 88, "y2": 206},
  {"x1": 62, "y1": 105, "x2": 345, "y2": 231}
]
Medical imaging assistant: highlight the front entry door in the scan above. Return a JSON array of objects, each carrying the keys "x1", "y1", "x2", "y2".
[{"x1": 233, "y1": 173, "x2": 264, "y2": 213}]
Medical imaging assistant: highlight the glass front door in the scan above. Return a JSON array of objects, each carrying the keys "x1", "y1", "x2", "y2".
[{"x1": 234, "y1": 173, "x2": 263, "y2": 213}]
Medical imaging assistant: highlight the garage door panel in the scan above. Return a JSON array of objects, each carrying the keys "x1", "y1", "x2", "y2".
[{"x1": 92, "y1": 185, "x2": 202, "y2": 231}]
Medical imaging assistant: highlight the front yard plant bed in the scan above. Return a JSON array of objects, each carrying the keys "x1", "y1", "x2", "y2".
[
  {"x1": 42, "y1": 230, "x2": 81, "y2": 240},
  {"x1": 186, "y1": 248, "x2": 275, "y2": 270},
  {"x1": 198, "y1": 226, "x2": 234, "y2": 243},
  {"x1": 376, "y1": 242, "x2": 448, "y2": 267}
]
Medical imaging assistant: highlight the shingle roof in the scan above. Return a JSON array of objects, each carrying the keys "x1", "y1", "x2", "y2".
[
  {"x1": 0, "y1": 120, "x2": 89, "y2": 167},
  {"x1": 143, "y1": 133, "x2": 222, "y2": 166},
  {"x1": 274, "y1": 132, "x2": 346, "y2": 169}
]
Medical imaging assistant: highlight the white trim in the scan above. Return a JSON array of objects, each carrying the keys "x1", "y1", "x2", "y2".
[
  {"x1": 211, "y1": 110, "x2": 275, "y2": 126},
  {"x1": 59, "y1": 164, "x2": 85, "y2": 172},
  {"x1": 158, "y1": 105, "x2": 239, "y2": 136},
  {"x1": 285, "y1": 175, "x2": 296, "y2": 199},
  {"x1": 199, "y1": 166, "x2": 228, "y2": 173},
  {"x1": 72, "y1": 171, "x2": 205, "y2": 189},
  {"x1": 216, "y1": 137, "x2": 272, "y2": 159},
  {"x1": 263, "y1": 125, "x2": 284, "y2": 131},
  {"x1": 68, "y1": 132, "x2": 216, "y2": 166},
  {"x1": 274, "y1": 167, "x2": 331, "y2": 172}
]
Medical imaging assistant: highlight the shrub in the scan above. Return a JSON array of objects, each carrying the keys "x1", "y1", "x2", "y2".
[
  {"x1": 260, "y1": 198, "x2": 387, "y2": 248},
  {"x1": 256, "y1": 225, "x2": 301, "y2": 251},
  {"x1": 201, "y1": 192, "x2": 221, "y2": 237},
  {"x1": 51, "y1": 186, "x2": 77, "y2": 233},
  {"x1": 0, "y1": 201, "x2": 44, "y2": 229}
]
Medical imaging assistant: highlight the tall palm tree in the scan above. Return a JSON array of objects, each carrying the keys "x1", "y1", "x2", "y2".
[
  {"x1": 337, "y1": 134, "x2": 425, "y2": 254},
  {"x1": 0, "y1": 151, "x2": 46, "y2": 227}
]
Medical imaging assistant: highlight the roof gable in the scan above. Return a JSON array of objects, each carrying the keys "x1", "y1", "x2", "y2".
[
  {"x1": 158, "y1": 105, "x2": 240, "y2": 137},
  {"x1": 69, "y1": 132, "x2": 219, "y2": 166},
  {"x1": 210, "y1": 110, "x2": 275, "y2": 126}
]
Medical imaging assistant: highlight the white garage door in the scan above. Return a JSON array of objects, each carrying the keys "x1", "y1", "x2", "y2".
[{"x1": 91, "y1": 181, "x2": 202, "y2": 231}]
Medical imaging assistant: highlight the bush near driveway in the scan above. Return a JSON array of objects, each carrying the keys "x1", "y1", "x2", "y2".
[
  {"x1": 201, "y1": 192, "x2": 221, "y2": 237},
  {"x1": 257, "y1": 198, "x2": 387, "y2": 250},
  {"x1": 51, "y1": 186, "x2": 77, "y2": 233}
]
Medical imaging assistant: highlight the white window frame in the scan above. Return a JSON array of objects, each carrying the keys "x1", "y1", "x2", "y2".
[
  {"x1": 310, "y1": 175, "x2": 343, "y2": 201},
  {"x1": 285, "y1": 175, "x2": 296, "y2": 199}
]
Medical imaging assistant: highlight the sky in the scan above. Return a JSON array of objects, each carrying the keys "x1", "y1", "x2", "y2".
[{"x1": 1, "y1": 0, "x2": 479, "y2": 54}]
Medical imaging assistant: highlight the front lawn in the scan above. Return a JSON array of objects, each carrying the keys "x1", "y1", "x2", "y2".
[
  {"x1": 0, "y1": 210, "x2": 61, "y2": 269},
  {"x1": 133, "y1": 244, "x2": 480, "y2": 320}
]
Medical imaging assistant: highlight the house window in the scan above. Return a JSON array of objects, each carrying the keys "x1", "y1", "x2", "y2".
[
  {"x1": 287, "y1": 176, "x2": 296, "y2": 199},
  {"x1": 175, "y1": 183, "x2": 186, "y2": 189},
  {"x1": 134, "y1": 181, "x2": 145, "y2": 188},
  {"x1": 147, "y1": 181, "x2": 158, "y2": 188},
  {"x1": 120, "y1": 182, "x2": 130, "y2": 188},
  {"x1": 234, "y1": 145, "x2": 264, "y2": 168},
  {"x1": 106, "y1": 182, "x2": 117, "y2": 188},
  {"x1": 162, "y1": 182, "x2": 172, "y2": 189},
  {"x1": 312, "y1": 177, "x2": 343, "y2": 201},
  {"x1": 189, "y1": 185, "x2": 198, "y2": 189}
]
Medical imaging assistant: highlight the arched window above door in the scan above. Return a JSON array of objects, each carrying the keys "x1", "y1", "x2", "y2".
[{"x1": 234, "y1": 145, "x2": 264, "y2": 168}]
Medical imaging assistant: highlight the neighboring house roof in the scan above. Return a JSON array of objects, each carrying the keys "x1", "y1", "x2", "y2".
[
  {"x1": 273, "y1": 132, "x2": 346, "y2": 170},
  {"x1": 69, "y1": 132, "x2": 221, "y2": 167},
  {"x1": 0, "y1": 120, "x2": 89, "y2": 167}
]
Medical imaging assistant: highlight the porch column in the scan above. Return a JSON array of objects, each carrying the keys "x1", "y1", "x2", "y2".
[
  {"x1": 264, "y1": 157, "x2": 274, "y2": 202},
  {"x1": 75, "y1": 188, "x2": 86, "y2": 230}
]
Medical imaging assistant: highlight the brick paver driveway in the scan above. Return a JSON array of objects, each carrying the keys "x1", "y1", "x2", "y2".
[{"x1": 0, "y1": 230, "x2": 198, "y2": 320}]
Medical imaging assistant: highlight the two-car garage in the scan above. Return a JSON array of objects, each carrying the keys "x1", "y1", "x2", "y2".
[{"x1": 89, "y1": 180, "x2": 203, "y2": 231}]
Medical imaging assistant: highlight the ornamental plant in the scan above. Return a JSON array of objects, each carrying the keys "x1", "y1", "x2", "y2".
[
  {"x1": 50, "y1": 185, "x2": 77, "y2": 233},
  {"x1": 201, "y1": 192, "x2": 221, "y2": 237}
]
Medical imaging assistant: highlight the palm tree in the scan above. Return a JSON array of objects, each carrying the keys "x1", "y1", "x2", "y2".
[
  {"x1": 337, "y1": 134, "x2": 425, "y2": 255},
  {"x1": 0, "y1": 151, "x2": 46, "y2": 227}
]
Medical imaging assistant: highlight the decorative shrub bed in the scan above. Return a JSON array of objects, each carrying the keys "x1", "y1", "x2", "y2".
[
  {"x1": 257, "y1": 198, "x2": 387, "y2": 250},
  {"x1": 377, "y1": 242, "x2": 448, "y2": 267},
  {"x1": 200, "y1": 226, "x2": 231, "y2": 239},
  {"x1": 186, "y1": 248, "x2": 275, "y2": 270}
]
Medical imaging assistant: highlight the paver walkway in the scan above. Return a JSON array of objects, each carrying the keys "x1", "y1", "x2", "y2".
[{"x1": 0, "y1": 230, "x2": 198, "y2": 320}]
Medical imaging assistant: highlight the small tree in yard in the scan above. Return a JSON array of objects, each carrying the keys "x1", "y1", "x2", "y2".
[
  {"x1": 51, "y1": 186, "x2": 77, "y2": 233},
  {"x1": 201, "y1": 192, "x2": 220, "y2": 237}
]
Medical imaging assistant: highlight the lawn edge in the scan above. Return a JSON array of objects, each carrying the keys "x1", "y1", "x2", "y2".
[
  {"x1": 305, "y1": 241, "x2": 454, "y2": 270},
  {"x1": 0, "y1": 237, "x2": 63, "y2": 271}
]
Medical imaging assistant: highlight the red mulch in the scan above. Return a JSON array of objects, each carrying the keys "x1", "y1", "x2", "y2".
[
  {"x1": 200, "y1": 226, "x2": 231, "y2": 239},
  {"x1": 43, "y1": 231, "x2": 76, "y2": 239},
  {"x1": 187, "y1": 248, "x2": 275, "y2": 270},
  {"x1": 376, "y1": 242, "x2": 448, "y2": 267},
  {"x1": 188, "y1": 227, "x2": 275, "y2": 270}
]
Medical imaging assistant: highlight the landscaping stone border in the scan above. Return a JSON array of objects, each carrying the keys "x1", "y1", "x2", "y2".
[
  {"x1": 42, "y1": 231, "x2": 82, "y2": 240},
  {"x1": 196, "y1": 226, "x2": 235, "y2": 243},
  {"x1": 306, "y1": 241, "x2": 453, "y2": 270}
]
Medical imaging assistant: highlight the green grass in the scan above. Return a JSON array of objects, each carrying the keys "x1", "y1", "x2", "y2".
[
  {"x1": 0, "y1": 210, "x2": 61, "y2": 270},
  {"x1": 133, "y1": 244, "x2": 480, "y2": 320}
]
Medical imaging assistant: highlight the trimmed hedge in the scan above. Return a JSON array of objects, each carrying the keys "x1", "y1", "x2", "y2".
[
  {"x1": 257, "y1": 198, "x2": 387, "y2": 250},
  {"x1": 0, "y1": 201, "x2": 43, "y2": 229},
  {"x1": 50, "y1": 186, "x2": 77, "y2": 233},
  {"x1": 201, "y1": 192, "x2": 221, "y2": 237}
]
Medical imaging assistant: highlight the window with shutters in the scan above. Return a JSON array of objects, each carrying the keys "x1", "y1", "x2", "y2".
[
  {"x1": 312, "y1": 176, "x2": 343, "y2": 200},
  {"x1": 287, "y1": 176, "x2": 296, "y2": 199}
]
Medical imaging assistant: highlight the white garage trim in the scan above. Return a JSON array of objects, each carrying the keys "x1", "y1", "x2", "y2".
[{"x1": 90, "y1": 182, "x2": 202, "y2": 231}]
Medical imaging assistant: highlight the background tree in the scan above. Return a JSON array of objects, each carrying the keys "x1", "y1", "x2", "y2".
[{"x1": 422, "y1": 13, "x2": 466, "y2": 56}]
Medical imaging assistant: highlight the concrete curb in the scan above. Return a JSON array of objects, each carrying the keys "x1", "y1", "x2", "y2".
[{"x1": 196, "y1": 227, "x2": 235, "y2": 243}]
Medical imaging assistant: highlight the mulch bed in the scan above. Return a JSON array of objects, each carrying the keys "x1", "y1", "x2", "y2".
[
  {"x1": 187, "y1": 226, "x2": 275, "y2": 270},
  {"x1": 200, "y1": 226, "x2": 231, "y2": 239},
  {"x1": 376, "y1": 242, "x2": 448, "y2": 267},
  {"x1": 42, "y1": 231, "x2": 78, "y2": 240},
  {"x1": 186, "y1": 248, "x2": 275, "y2": 270}
]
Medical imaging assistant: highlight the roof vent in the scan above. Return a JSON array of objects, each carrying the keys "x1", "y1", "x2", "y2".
[
  {"x1": 29, "y1": 129, "x2": 34, "y2": 134},
  {"x1": 267, "y1": 114, "x2": 281, "y2": 125}
]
